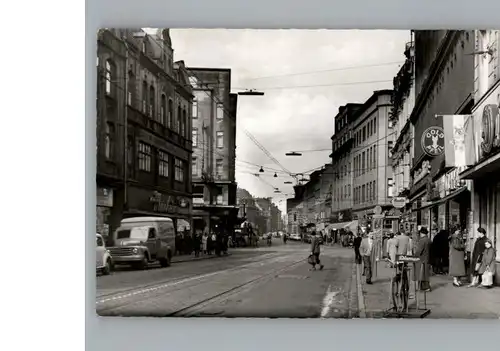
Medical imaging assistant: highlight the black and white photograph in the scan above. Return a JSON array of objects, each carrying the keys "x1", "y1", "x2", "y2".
[{"x1": 95, "y1": 28, "x2": 500, "y2": 319}]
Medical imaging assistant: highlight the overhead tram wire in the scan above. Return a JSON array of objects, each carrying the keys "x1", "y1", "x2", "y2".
[
  {"x1": 232, "y1": 79, "x2": 394, "y2": 91},
  {"x1": 242, "y1": 61, "x2": 404, "y2": 80}
]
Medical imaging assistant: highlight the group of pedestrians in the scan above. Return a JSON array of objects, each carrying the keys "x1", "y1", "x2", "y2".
[
  {"x1": 352, "y1": 225, "x2": 496, "y2": 290},
  {"x1": 176, "y1": 231, "x2": 230, "y2": 258}
]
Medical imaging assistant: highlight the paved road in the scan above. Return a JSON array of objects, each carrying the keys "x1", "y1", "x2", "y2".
[{"x1": 96, "y1": 243, "x2": 358, "y2": 318}]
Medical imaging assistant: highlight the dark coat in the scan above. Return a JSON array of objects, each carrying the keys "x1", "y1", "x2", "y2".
[
  {"x1": 310, "y1": 236, "x2": 321, "y2": 254},
  {"x1": 449, "y1": 234, "x2": 466, "y2": 277},
  {"x1": 478, "y1": 247, "x2": 496, "y2": 275},
  {"x1": 472, "y1": 236, "x2": 487, "y2": 269},
  {"x1": 415, "y1": 235, "x2": 431, "y2": 282}
]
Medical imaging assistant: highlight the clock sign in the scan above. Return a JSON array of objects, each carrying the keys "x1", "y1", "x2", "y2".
[{"x1": 421, "y1": 126, "x2": 445, "y2": 157}]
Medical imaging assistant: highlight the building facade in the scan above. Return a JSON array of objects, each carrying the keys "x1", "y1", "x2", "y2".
[
  {"x1": 460, "y1": 29, "x2": 500, "y2": 282},
  {"x1": 96, "y1": 28, "x2": 193, "y2": 239},
  {"x1": 409, "y1": 30, "x2": 475, "y2": 240},
  {"x1": 189, "y1": 68, "x2": 239, "y2": 235},
  {"x1": 330, "y1": 104, "x2": 362, "y2": 228},
  {"x1": 391, "y1": 39, "x2": 416, "y2": 232},
  {"x1": 351, "y1": 90, "x2": 394, "y2": 230}
]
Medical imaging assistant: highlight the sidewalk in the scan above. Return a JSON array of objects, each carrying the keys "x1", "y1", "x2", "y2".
[
  {"x1": 171, "y1": 252, "x2": 233, "y2": 263},
  {"x1": 357, "y1": 261, "x2": 500, "y2": 319}
]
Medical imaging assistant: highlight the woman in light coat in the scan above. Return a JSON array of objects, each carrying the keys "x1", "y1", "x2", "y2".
[
  {"x1": 202, "y1": 233, "x2": 208, "y2": 254},
  {"x1": 478, "y1": 239, "x2": 496, "y2": 288},
  {"x1": 449, "y1": 228, "x2": 466, "y2": 287}
]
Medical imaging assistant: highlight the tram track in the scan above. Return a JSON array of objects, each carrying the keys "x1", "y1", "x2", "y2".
[{"x1": 96, "y1": 255, "x2": 307, "y2": 316}]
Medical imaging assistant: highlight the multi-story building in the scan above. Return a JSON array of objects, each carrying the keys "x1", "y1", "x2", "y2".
[
  {"x1": 287, "y1": 196, "x2": 302, "y2": 235},
  {"x1": 330, "y1": 104, "x2": 362, "y2": 229},
  {"x1": 390, "y1": 38, "x2": 416, "y2": 232},
  {"x1": 255, "y1": 198, "x2": 272, "y2": 234},
  {"x1": 96, "y1": 28, "x2": 193, "y2": 239},
  {"x1": 189, "y1": 68, "x2": 238, "y2": 235},
  {"x1": 236, "y1": 187, "x2": 265, "y2": 230},
  {"x1": 351, "y1": 90, "x2": 394, "y2": 230},
  {"x1": 409, "y1": 31, "x2": 474, "y2": 240},
  {"x1": 459, "y1": 29, "x2": 500, "y2": 281}
]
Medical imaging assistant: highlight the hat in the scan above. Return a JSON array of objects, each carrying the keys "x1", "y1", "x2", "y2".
[
  {"x1": 478, "y1": 227, "x2": 486, "y2": 234},
  {"x1": 419, "y1": 227, "x2": 429, "y2": 235}
]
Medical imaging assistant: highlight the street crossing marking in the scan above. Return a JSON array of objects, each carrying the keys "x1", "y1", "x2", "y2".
[{"x1": 320, "y1": 285, "x2": 340, "y2": 318}]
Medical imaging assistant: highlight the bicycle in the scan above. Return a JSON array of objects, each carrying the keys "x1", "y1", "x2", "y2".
[{"x1": 386, "y1": 258, "x2": 411, "y2": 313}]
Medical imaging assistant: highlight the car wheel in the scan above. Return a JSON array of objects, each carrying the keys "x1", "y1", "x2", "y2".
[
  {"x1": 102, "y1": 258, "x2": 111, "y2": 275},
  {"x1": 138, "y1": 255, "x2": 149, "y2": 270}
]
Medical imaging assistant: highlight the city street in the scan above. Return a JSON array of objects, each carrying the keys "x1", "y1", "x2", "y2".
[{"x1": 96, "y1": 242, "x2": 358, "y2": 318}]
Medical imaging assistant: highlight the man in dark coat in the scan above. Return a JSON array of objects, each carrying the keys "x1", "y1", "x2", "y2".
[
  {"x1": 415, "y1": 227, "x2": 431, "y2": 292},
  {"x1": 309, "y1": 231, "x2": 324, "y2": 271},
  {"x1": 431, "y1": 230, "x2": 449, "y2": 274},
  {"x1": 468, "y1": 227, "x2": 487, "y2": 287},
  {"x1": 353, "y1": 233, "x2": 362, "y2": 265}
]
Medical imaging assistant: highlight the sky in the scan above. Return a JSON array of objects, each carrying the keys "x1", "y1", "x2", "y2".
[{"x1": 148, "y1": 29, "x2": 411, "y2": 214}]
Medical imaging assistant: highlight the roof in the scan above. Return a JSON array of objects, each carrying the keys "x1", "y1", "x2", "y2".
[{"x1": 121, "y1": 216, "x2": 173, "y2": 223}]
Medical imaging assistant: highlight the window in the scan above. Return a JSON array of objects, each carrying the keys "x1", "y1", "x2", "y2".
[
  {"x1": 388, "y1": 178, "x2": 394, "y2": 198},
  {"x1": 138, "y1": 142, "x2": 152, "y2": 172},
  {"x1": 168, "y1": 100, "x2": 173, "y2": 128},
  {"x1": 373, "y1": 145, "x2": 377, "y2": 168},
  {"x1": 348, "y1": 185, "x2": 351, "y2": 198},
  {"x1": 142, "y1": 41, "x2": 147, "y2": 53},
  {"x1": 362, "y1": 184, "x2": 366, "y2": 203},
  {"x1": 160, "y1": 95, "x2": 166, "y2": 125},
  {"x1": 216, "y1": 104, "x2": 224, "y2": 119},
  {"x1": 362, "y1": 126, "x2": 366, "y2": 141},
  {"x1": 192, "y1": 100, "x2": 198, "y2": 118},
  {"x1": 142, "y1": 81, "x2": 148, "y2": 113},
  {"x1": 127, "y1": 136, "x2": 134, "y2": 167},
  {"x1": 373, "y1": 181, "x2": 376, "y2": 201},
  {"x1": 104, "y1": 122, "x2": 114, "y2": 160},
  {"x1": 189, "y1": 76, "x2": 198, "y2": 87},
  {"x1": 127, "y1": 71, "x2": 134, "y2": 105},
  {"x1": 216, "y1": 159, "x2": 223, "y2": 176},
  {"x1": 105, "y1": 60, "x2": 113, "y2": 95},
  {"x1": 367, "y1": 123, "x2": 371, "y2": 137},
  {"x1": 388, "y1": 141, "x2": 393, "y2": 158},
  {"x1": 192, "y1": 157, "x2": 198, "y2": 177},
  {"x1": 158, "y1": 150, "x2": 169, "y2": 177},
  {"x1": 192, "y1": 128, "x2": 198, "y2": 147},
  {"x1": 362, "y1": 151, "x2": 366, "y2": 174},
  {"x1": 174, "y1": 158, "x2": 184, "y2": 182},
  {"x1": 149, "y1": 85, "x2": 155, "y2": 118},
  {"x1": 176, "y1": 106, "x2": 181, "y2": 133},
  {"x1": 181, "y1": 108, "x2": 187, "y2": 138},
  {"x1": 216, "y1": 131, "x2": 224, "y2": 148}
]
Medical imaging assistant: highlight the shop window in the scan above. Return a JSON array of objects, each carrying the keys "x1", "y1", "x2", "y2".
[{"x1": 216, "y1": 131, "x2": 224, "y2": 148}]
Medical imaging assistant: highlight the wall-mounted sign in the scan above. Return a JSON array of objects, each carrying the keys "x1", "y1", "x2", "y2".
[
  {"x1": 391, "y1": 197, "x2": 407, "y2": 209},
  {"x1": 97, "y1": 187, "x2": 114, "y2": 207},
  {"x1": 421, "y1": 126, "x2": 445, "y2": 157},
  {"x1": 442, "y1": 114, "x2": 472, "y2": 167},
  {"x1": 480, "y1": 104, "x2": 500, "y2": 157},
  {"x1": 413, "y1": 160, "x2": 431, "y2": 184},
  {"x1": 374, "y1": 205, "x2": 383, "y2": 215}
]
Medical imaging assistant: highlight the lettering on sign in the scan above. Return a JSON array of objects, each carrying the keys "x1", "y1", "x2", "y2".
[
  {"x1": 391, "y1": 197, "x2": 407, "y2": 209},
  {"x1": 396, "y1": 255, "x2": 420, "y2": 263},
  {"x1": 480, "y1": 104, "x2": 500, "y2": 157},
  {"x1": 149, "y1": 191, "x2": 175, "y2": 213},
  {"x1": 421, "y1": 126, "x2": 445, "y2": 157}
]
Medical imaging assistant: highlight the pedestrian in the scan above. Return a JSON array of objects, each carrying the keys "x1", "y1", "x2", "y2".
[
  {"x1": 449, "y1": 227, "x2": 466, "y2": 287},
  {"x1": 202, "y1": 232, "x2": 208, "y2": 254},
  {"x1": 468, "y1": 227, "x2": 488, "y2": 287},
  {"x1": 478, "y1": 239, "x2": 496, "y2": 288},
  {"x1": 387, "y1": 232, "x2": 399, "y2": 266},
  {"x1": 353, "y1": 232, "x2": 362, "y2": 265},
  {"x1": 415, "y1": 227, "x2": 431, "y2": 292},
  {"x1": 396, "y1": 231, "x2": 410, "y2": 256},
  {"x1": 193, "y1": 233, "x2": 201, "y2": 257},
  {"x1": 431, "y1": 229, "x2": 449, "y2": 275},
  {"x1": 309, "y1": 231, "x2": 324, "y2": 271},
  {"x1": 359, "y1": 232, "x2": 376, "y2": 284}
]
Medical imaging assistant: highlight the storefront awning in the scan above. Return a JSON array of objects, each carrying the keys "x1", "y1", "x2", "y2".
[
  {"x1": 416, "y1": 186, "x2": 468, "y2": 212},
  {"x1": 328, "y1": 220, "x2": 358, "y2": 231},
  {"x1": 459, "y1": 152, "x2": 500, "y2": 180}
]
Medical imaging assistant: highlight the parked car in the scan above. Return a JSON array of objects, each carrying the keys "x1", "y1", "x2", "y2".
[
  {"x1": 289, "y1": 233, "x2": 301, "y2": 241},
  {"x1": 96, "y1": 233, "x2": 113, "y2": 275},
  {"x1": 107, "y1": 217, "x2": 175, "y2": 270}
]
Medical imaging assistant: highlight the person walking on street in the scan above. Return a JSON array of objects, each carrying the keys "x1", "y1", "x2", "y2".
[
  {"x1": 478, "y1": 239, "x2": 496, "y2": 288},
  {"x1": 449, "y1": 227, "x2": 466, "y2": 287},
  {"x1": 202, "y1": 232, "x2": 208, "y2": 255},
  {"x1": 415, "y1": 227, "x2": 431, "y2": 292},
  {"x1": 353, "y1": 233, "x2": 362, "y2": 265},
  {"x1": 396, "y1": 231, "x2": 410, "y2": 256},
  {"x1": 387, "y1": 232, "x2": 399, "y2": 266},
  {"x1": 468, "y1": 227, "x2": 488, "y2": 287},
  {"x1": 359, "y1": 232, "x2": 376, "y2": 284},
  {"x1": 309, "y1": 231, "x2": 324, "y2": 271}
]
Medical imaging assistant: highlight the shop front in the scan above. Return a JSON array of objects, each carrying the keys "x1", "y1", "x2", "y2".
[
  {"x1": 96, "y1": 186, "x2": 114, "y2": 238},
  {"x1": 124, "y1": 185, "x2": 192, "y2": 234},
  {"x1": 460, "y1": 83, "x2": 500, "y2": 283}
]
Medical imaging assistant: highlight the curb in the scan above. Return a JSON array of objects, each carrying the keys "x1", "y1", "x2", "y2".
[
  {"x1": 172, "y1": 253, "x2": 233, "y2": 264},
  {"x1": 356, "y1": 263, "x2": 367, "y2": 318}
]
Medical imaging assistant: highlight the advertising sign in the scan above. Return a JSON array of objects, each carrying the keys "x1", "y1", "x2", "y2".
[
  {"x1": 421, "y1": 126, "x2": 445, "y2": 157},
  {"x1": 391, "y1": 197, "x2": 407, "y2": 209},
  {"x1": 442, "y1": 114, "x2": 474, "y2": 167}
]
